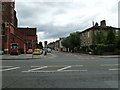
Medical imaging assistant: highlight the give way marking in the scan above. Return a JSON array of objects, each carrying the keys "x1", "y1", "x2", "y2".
[{"x1": 0, "y1": 66, "x2": 20, "y2": 72}]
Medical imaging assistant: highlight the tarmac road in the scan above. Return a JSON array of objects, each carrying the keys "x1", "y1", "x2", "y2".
[{"x1": 1, "y1": 51, "x2": 119, "y2": 89}]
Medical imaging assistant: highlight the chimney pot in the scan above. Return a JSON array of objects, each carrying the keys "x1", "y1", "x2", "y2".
[{"x1": 100, "y1": 20, "x2": 106, "y2": 27}]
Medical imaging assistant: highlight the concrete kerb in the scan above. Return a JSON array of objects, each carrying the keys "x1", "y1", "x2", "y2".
[
  {"x1": 71, "y1": 52, "x2": 119, "y2": 58},
  {"x1": 1, "y1": 53, "x2": 53, "y2": 60}
]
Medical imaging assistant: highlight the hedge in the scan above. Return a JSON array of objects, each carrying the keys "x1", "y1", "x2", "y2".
[{"x1": 80, "y1": 44, "x2": 118, "y2": 55}]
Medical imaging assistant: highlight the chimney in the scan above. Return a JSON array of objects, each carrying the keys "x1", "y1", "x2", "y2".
[
  {"x1": 100, "y1": 20, "x2": 106, "y2": 27},
  {"x1": 95, "y1": 22, "x2": 98, "y2": 27},
  {"x1": 92, "y1": 21, "x2": 94, "y2": 26}
]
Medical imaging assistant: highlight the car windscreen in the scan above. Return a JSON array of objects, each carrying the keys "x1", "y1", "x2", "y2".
[{"x1": 11, "y1": 49, "x2": 18, "y2": 51}]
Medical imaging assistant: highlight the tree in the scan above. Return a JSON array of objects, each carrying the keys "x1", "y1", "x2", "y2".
[
  {"x1": 62, "y1": 37, "x2": 70, "y2": 51},
  {"x1": 95, "y1": 30, "x2": 106, "y2": 44},
  {"x1": 69, "y1": 32, "x2": 81, "y2": 52},
  {"x1": 106, "y1": 30, "x2": 116, "y2": 44},
  {"x1": 62, "y1": 32, "x2": 81, "y2": 52},
  {"x1": 38, "y1": 41, "x2": 43, "y2": 49}
]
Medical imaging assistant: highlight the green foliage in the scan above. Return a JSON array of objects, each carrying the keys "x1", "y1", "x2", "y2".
[
  {"x1": 80, "y1": 46, "x2": 86, "y2": 52},
  {"x1": 92, "y1": 44, "x2": 105, "y2": 55},
  {"x1": 115, "y1": 35, "x2": 120, "y2": 49},
  {"x1": 69, "y1": 32, "x2": 81, "y2": 51},
  {"x1": 19, "y1": 48, "x2": 24, "y2": 54},
  {"x1": 62, "y1": 37, "x2": 70, "y2": 48},
  {"x1": 94, "y1": 30, "x2": 106, "y2": 44},
  {"x1": 106, "y1": 30, "x2": 116, "y2": 44},
  {"x1": 62, "y1": 32, "x2": 81, "y2": 52},
  {"x1": 114, "y1": 49, "x2": 120, "y2": 54},
  {"x1": 89, "y1": 44, "x2": 117, "y2": 55}
]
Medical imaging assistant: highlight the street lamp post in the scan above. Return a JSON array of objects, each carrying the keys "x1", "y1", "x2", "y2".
[{"x1": 31, "y1": 40, "x2": 34, "y2": 50}]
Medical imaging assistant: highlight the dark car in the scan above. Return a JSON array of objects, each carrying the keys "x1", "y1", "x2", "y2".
[{"x1": 10, "y1": 49, "x2": 20, "y2": 55}]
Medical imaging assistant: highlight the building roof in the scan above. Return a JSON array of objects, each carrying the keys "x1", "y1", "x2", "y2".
[
  {"x1": 17, "y1": 28, "x2": 37, "y2": 36},
  {"x1": 80, "y1": 26, "x2": 120, "y2": 34}
]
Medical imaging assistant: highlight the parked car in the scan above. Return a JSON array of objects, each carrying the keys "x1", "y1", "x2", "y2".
[
  {"x1": 47, "y1": 48, "x2": 52, "y2": 53},
  {"x1": 26, "y1": 49, "x2": 33, "y2": 54},
  {"x1": 0, "y1": 50, "x2": 4, "y2": 55},
  {"x1": 33, "y1": 49, "x2": 43, "y2": 55},
  {"x1": 10, "y1": 49, "x2": 20, "y2": 55}
]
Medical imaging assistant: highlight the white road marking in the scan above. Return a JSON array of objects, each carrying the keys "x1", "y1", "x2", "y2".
[
  {"x1": 22, "y1": 70, "x2": 88, "y2": 73},
  {"x1": 31, "y1": 65, "x2": 83, "y2": 67},
  {"x1": 0, "y1": 67, "x2": 20, "y2": 71},
  {"x1": 22, "y1": 66, "x2": 48, "y2": 72},
  {"x1": 101, "y1": 64, "x2": 119, "y2": 66},
  {"x1": 63, "y1": 70, "x2": 88, "y2": 72},
  {"x1": 22, "y1": 71, "x2": 57, "y2": 73},
  {"x1": 109, "y1": 69, "x2": 120, "y2": 71},
  {"x1": 57, "y1": 66, "x2": 71, "y2": 71}
]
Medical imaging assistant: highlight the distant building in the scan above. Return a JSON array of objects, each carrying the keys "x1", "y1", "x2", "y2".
[
  {"x1": 0, "y1": 1, "x2": 38, "y2": 53},
  {"x1": 47, "y1": 42, "x2": 55, "y2": 50},
  {"x1": 48, "y1": 38, "x2": 66, "y2": 51}
]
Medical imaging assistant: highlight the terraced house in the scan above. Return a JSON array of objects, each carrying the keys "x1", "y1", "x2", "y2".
[
  {"x1": 0, "y1": 0, "x2": 38, "y2": 54},
  {"x1": 80, "y1": 20, "x2": 120, "y2": 46}
]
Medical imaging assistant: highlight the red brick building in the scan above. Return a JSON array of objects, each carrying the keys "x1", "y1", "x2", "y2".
[{"x1": 0, "y1": 1, "x2": 38, "y2": 54}]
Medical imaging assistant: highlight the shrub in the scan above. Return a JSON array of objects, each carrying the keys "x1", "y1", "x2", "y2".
[
  {"x1": 104, "y1": 44, "x2": 116, "y2": 52},
  {"x1": 80, "y1": 46, "x2": 88, "y2": 52},
  {"x1": 19, "y1": 48, "x2": 24, "y2": 54},
  {"x1": 93, "y1": 44, "x2": 104, "y2": 55}
]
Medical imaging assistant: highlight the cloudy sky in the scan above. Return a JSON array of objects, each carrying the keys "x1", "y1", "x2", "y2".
[{"x1": 15, "y1": 0, "x2": 119, "y2": 44}]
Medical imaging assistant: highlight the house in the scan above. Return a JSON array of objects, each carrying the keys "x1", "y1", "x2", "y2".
[
  {"x1": 47, "y1": 38, "x2": 66, "y2": 51},
  {"x1": 47, "y1": 42, "x2": 55, "y2": 50},
  {"x1": 54, "y1": 40, "x2": 60, "y2": 51},
  {"x1": 80, "y1": 20, "x2": 120, "y2": 46},
  {"x1": 58, "y1": 38, "x2": 66, "y2": 51},
  {"x1": 0, "y1": 1, "x2": 38, "y2": 54}
]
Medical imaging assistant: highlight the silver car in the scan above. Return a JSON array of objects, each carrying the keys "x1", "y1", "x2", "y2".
[{"x1": 0, "y1": 50, "x2": 4, "y2": 55}]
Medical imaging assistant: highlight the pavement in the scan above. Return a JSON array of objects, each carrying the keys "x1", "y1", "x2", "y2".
[
  {"x1": 63, "y1": 51, "x2": 119, "y2": 58},
  {"x1": 1, "y1": 53, "x2": 53, "y2": 60},
  {"x1": 96, "y1": 55, "x2": 119, "y2": 58},
  {"x1": 0, "y1": 52, "x2": 119, "y2": 60},
  {"x1": 78, "y1": 53, "x2": 119, "y2": 58}
]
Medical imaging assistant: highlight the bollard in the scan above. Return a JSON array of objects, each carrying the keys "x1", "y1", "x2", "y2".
[
  {"x1": 44, "y1": 51, "x2": 47, "y2": 56},
  {"x1": 32, "y1": 54, "x2": 33, "y2": 58}
]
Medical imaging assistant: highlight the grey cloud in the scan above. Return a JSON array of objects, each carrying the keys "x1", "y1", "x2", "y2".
[{"x1": 15, "y1": 1, "x2": 118, "y2": 42}]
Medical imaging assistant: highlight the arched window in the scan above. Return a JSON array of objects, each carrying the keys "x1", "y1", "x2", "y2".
[
  {"x1": 13, "y1": 38, "x2": 14, "y2": 41},
  {"x1": 1, "y1": 23, "x2": 5, "y2": 35},
  {"x1": 2, "y1": 23, "x2": 5, "y2": 30}
]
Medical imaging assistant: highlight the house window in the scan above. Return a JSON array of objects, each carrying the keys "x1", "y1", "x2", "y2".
[
  {"x1": 84, "y1": 41, "x2": 86, "y2": 46},
  {"x1": 0, "y1": 4, "x2": 5, "y2": 11},
  {"x1": 116, "y1": 29, "x2": 119, "y2": 36},
  {"x1": 88, "y1": 32, "x2": 90, "y2": 38}
]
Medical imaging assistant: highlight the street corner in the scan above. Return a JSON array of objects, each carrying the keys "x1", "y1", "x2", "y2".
[
  {"x1": 97, "y1": 55, "x2": 119, "y2": 58},
  {"x1": 2, "y1": 54, "x2": 32, "y2": 60},
  {"x1": 1, "y1": 52, "x2": 57, "y2": 60},
  {"x1": 43, "y1": 53, "x2": 57, "y2": 59},
  {"x1": 1, "y1": 54, "x2": 38, "y2": 60}
]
